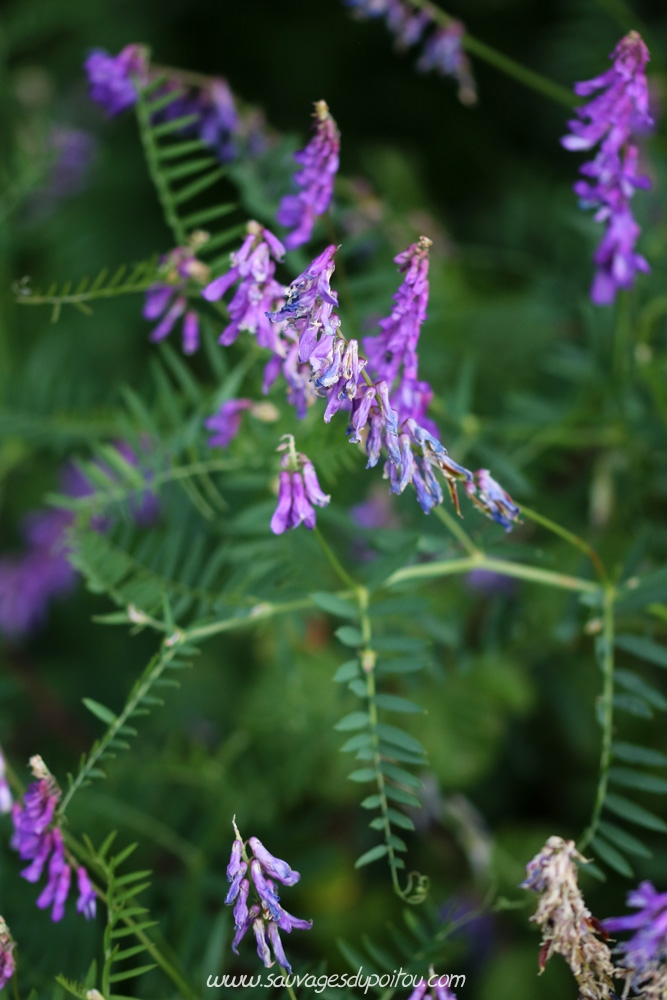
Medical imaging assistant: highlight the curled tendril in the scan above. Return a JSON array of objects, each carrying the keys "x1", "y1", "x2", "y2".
[{"x1": 399, "y1": 871, "x2": 431, "y2": 905}]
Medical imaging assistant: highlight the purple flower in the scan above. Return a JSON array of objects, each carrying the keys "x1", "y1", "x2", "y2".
[
  {"x1": 225, "y1": 822, "x2": 311, "y2": 972},
  {"x1": 36, "y1": 829, "x2": 71, "y2": 922},
  {"x1": 225, "y1": 861, "x2": 249, "y2": 906},
  {"x1": 277, "y1": 101, "x2": 340, "y2": 250},
  {"x1": 198, "y1": 79, "x2": 240, "y2": 163},
  {"x1": 603, "y1": 882, "x2": 667, "y2": 977},
  {"x1": 562, "y1": 32, "x2": 652, "y2": 305},
  {"x1": 0, "y1": 919, "x2": 15, "y2": 991},
  {"x1": 84, "y1": 44, "x2": 148, "y2": 117},
  {"x1": 202, "y1": 223, "x2": 286, "y2": 350},
  {"x1": 248, "y1": 837, "x2": 301, "y2": 887},
  {"x1": 270, "y1": 447, "x2": 330, "y2": 535},
  {"x1": 144, "y1": 245, "x2": 209, "y2": 354},
  {"x1": 417, "y1": 22, "x2": 477, "y2": 105},
  {"x1": 76, "y1": 865, "x2": 97, "y2": 920},
  {"x1": 205, "y1": 399, "x2": 253, "y2": 449},
  {"x1": 42, "y1": 127, "x2": 97, "y2": 204}
]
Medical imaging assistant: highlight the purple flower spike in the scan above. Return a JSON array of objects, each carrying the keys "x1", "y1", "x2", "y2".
[
  {"x1": 418, "y1": 23, "x2": 477, "y2": 105},
  {"x1": 277, "y1": 100, "x2": 340, "y2": 250},
  {"x1": 562, "y1": 31, "x2": 653, "y2": 304},
  {"x1": 84, "y1": 45, "x2": 148, "y2": 117},
  {"x1": 144, "y1": 245, "x2": 209, "y2": 353},
  {"x1": 76, "y1": 866, "x2": 97, "y2": 920},
  {"x1": 249, "y1": 837, "x2": 301, "y2": 887},
  {"x1": 205, "y1": 399, "x2": 253, "y2": 449},
  {"x1": 270, "y1": 471, "x2": 294, "y2": 535}
]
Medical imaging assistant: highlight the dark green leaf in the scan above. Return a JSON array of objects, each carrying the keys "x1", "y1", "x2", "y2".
[
  {"x1": 604, "y1": 794, "x2": 667, "y2": 831},
  {"x1": 355, "y1": 844, "x2": 389, "y2": 868},
  {"x1": 598, "y1": 821, "x2": 652, "y2": 858},
  {"x1": 335, "y1": 626, "x2": 363, "y2": 648},
  {"x1": 374, "y1": 693, "x2": 424, "y2": 714},
  {"x1": 360, "y1": 795, "x2": 383, "y2": 809},
  {"x1": 591, "y1": 835, "x2": 633, "y2": 877},
  {"x1": 334, "y1": 712, "x2": 369, "y2": 731},
  {"x1": 376, "y1": 723, "x2": 425, "y2": 755},
  {"x1": 615, "y1": 634, "x2": 667, "y2": 669},
  {"x1": 612, "y1": 742, "x2": 667, "y2": 767},
  {"x1": 386, "y1": 808, "x2": 415, "y2": 830},
  {"x1": 384, "y1": 785, "x2": 421, "y2": 808},
  {"x1": 613, "y1": 694, "x2": 652, "y2": 718},
  {"x1": 348, "y1": 768, "x2": 376, "y2": 783},
  {"x1": 333, "y1": 660, "x2": 360, "y2": 683},
  {"x1": 312, "y1": 592, "x2": 359, "y2": 619},
  {"x1": 379, "y1": 762, "x2": 422, "y2": 788},
  {"x1": 609, "y1": 768, "x2": 667, "y2": 793},
  {"x1": 82, "y1": 698, "x2": 117, "y2": 725},
  {"x1": 339, "y1": 733, "x2": 373, "y2": 753},
  {"x1": 615, "y1": 670, "x2": 667, "y2": 710}
]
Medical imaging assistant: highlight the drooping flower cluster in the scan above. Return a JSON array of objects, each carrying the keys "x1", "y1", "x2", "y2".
[
  {"x1": 10, "y1": 757, "x2": 96, "y2": 923},
  {"x1": 0, "y1": 749, "x2": 13, "y2": 815},
  {"x1": 144, "y1": 241, "x2": 210, "y2": 354},
  {"x1": 270, "y1": 439, "x2": 330, "y2": 535},
  {"x1": 264, "y1": 237, "x2": 519, "y2": 529},
  {"x1": 521, "y1": 836, "x2": 628, "y2": 1000},
  {"x1": 343, "y1": 2, "x2": 476, "y2": 104},
  {"x1": 225, "y1": 820, "x2": 312, "y2": 972},
  {"x1": 562, "y1": 31, "x2": 653, "y2": 305},
  {"x1": 0, "y1": 446, "x2": 158, "y2": 639},
  {"x1": 84, "y1": 49, "x2": 266, "y2": 163},
  {"x1": 0, "y1": 918, "x2": 15, "y2": 992},
  {"x1": 276, "y1": 101, "x2": 340, "y2": 250},
  {"x1": 84, "y1": 44, "x2": 149, "y2": 117},
  {"x1": 603, "y1": 882, "x2": 667, "y2": 1000}
]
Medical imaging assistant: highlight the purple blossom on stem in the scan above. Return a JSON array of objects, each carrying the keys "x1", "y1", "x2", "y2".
[
  {"x1": 417, "y1": 22, "x2": 477, "y2": 105},
  {"x1": 277, "y1": 101, "x2": 340, "y2": 250},
  {"x1": 84, "y1": 44, "x2": 148, "y2": 117},
  {"x1": 562, "y1": 31, "x2": 653, "y2": 305},
  {"x1": 465, "y1": 469, "x2": 521, "y2": 532},
  {"x1": 270, "y1": 441, "x2": 330, "y2": 535},
  {"x1": 0, "y1": 919, "x2": 15, "y2": 992},
  {"x1": 202, "y1": 221, "x2": 286, "y2": 350},
  {"x1": 603, "y1": 881, "x2": 667, "y2": 995},
  {"x1": 144, "y1": 244, "x2": 209, "y2": 354},
  {"x1": 224, "y1": 821, "x2": 311, "y2": 972},
  {"x1": 205, "y1": 399, "x2": 253, "y2": 449},
  {"x1": 10, "y1": 756, "x2": 96, "y2": 923}
]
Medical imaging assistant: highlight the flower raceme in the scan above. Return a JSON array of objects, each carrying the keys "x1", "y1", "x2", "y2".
[
  {"x1": 224, "y1": 820, "x2": 312, "y2": 972},
  {"x1": 10, "y1": 757, "x2": 96, "y2": 923},
  {"x1": 562, "y1": 31, "x2": 653, "y2": 305},
  {"x1": 276, "y1": 101, "x2": 340, "y2": 250}
]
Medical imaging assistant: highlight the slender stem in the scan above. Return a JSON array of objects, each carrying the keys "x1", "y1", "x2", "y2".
[
  {"x1": 313, "y1": 527, "x2": 359, "y2": 591},
  {"x1": 520, "y1": 504, "x2": 608, "y2": 583},
  {"x1": 280, "y1": 966, "x2": 299, "y2": 1000},
  {"x1": 578, "y1": 585, "x2": 616, "y2": 852},
  {"x1": 135, "y1": 82, "x2": 187, "y2": 244},
  {"x1": 184, "y1": 597, "x2": 321, "y2": 643},
  {"x1": 404, "y1": 0, "x2": 575, "y2": 107},
  {"x1": 433, "y1": 504, "x2": 481, "y2": 557},
  {"x1": 385, "y1": 554, "x2": 601, "y2": 594}
]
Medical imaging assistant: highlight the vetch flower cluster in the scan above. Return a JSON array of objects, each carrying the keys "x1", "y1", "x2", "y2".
[
  {"x1": 521, "y1": 836, "x2": 627, "y2": 1000},
  {"x1": 84, "y1": 48, "x2": 265, "y2": 163},
  {"x1": 10, "y1": 756, "x2": 96, "y2": 922},
  {"x1": 562, "y1": 31, "x2": 653, "y2": 305},
  {"x1": 144, "y1": 239, "x2": 210, "y2": 354},
  {"x1": 603, "y1": 881, "x2": 667, "y2": 1000},
  {"x1": 0, "y1": 918, "x2": 15, "y2": 992},
  {"x1": 276, "y1": 101, "x2": 340, "y2": 250},
  {"x1": 344, "y1": 1, "x2": 476, "y2": 103},
  {"x1": 270, "y1": 438, "x2": 330, "y2": 535},
  {"x1": 225, "y1": 819, "x2": 312, "y2": 972}
]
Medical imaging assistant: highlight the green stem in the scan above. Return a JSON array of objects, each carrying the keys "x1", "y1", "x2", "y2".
[
  {"x1": 280, "y1": 966, "x2": 299, "y2": 1000},
  {"x1": 433, "y1": 504, "x2": 481, "y2": 557},
  {"x1": 404, "y1": 0, "x2": 575, "y2": 107},
  {"x1": 385, "y1": 555, "x2": 601, "y2": 594},
  {"x1": 58, "y1": 643, "x2": 180, "y2": 816},
  {"x1": 135, "y1": 83, "x2": 187, "y2": 244},
  {"x1": 313, "y1": 527, "x2": 359, "y2": 591},
  {"x1": 64, "y1": 833, "x2": 197, "y2": 1000},
  {"x1": 520, "y1": 504, "x2": 608, "y2": 583},
  {"x1": 184, "y1": 597, "x2": 321, "y2": 643},
  {"x1": 578, "y1": 585, "x2": 616, "y2": 852}
]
